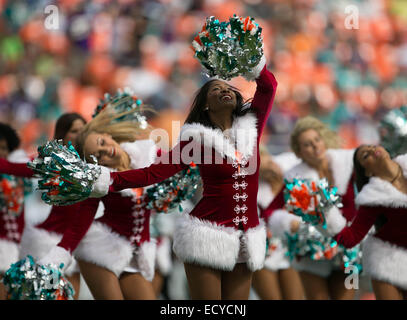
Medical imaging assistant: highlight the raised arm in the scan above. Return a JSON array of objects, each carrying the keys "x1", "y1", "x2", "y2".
[
  {"x1": 0, "y1": 158, "x2": 34, "y2": 177},
  {"x1": 334, "y1": 205, "x2": 381, "y2": 248},
  {"x1": 250, "y1": 64, "x2": 278, "y2": 138}
]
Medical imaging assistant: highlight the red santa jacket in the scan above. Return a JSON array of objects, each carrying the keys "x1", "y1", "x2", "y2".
[{"x1": 103, "y1": 66, "x2": 277, "y2": 232}]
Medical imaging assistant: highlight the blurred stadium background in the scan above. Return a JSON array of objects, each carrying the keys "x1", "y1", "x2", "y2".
[{"x1": 1, "y1": 0, "x2": 406, "y2": 155}]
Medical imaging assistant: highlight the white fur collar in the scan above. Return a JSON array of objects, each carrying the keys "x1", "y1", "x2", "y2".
[
  {"x1": 8, "y1": 149, "x2": 30, "y2": 163},
  {"x1": 355, "y1": 154, "x2": 407, "y2": 208},
  {"x1": 120, "y1": 140, "x2": 157, "y2": 169},
  {"x1": 285, "y1": 148, "x2": 355, "y2": 195},
  {"x1": 179, "y1": 113, "x2": 258, "y2": 162},
  {"x1": 104, "y1": 140, "x2": 157, "y2": 198}
]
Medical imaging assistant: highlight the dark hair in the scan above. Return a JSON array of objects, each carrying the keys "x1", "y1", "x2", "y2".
[
  {"x1": 0, "y1": 123, "x2": 20, "y2": 152},
  {"x1": 353, "y1": 145, "x2": 370, "y2": 192},
  {"x1": 54, "y1": 113, "x2": 86, "y2": 140},
  {"x1": 184, "y1": 80, "x2": 252, "y2": 128}
]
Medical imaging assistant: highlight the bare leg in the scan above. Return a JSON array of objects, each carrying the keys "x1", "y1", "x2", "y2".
[
  {"x1": 279, "y1": 268, "x2": 304, "y2": 300},
  {"x1": 119, "y1": 272, "x2": 156, "y2": 300},
  {"x1": 152, "y1": 270, "x2": 164, "y2": 298},
  {"x1": 328, "y1": 270, "x2": 355, "y2": 300},
  {"x1": 77, "y1": 260, "x2": 124, "y2": 300},
  {"x1": 299, "y1": 271, "x2": 330, "y2": 300},
  {"x1": 66, "y1": 273, "x2": 80, "y2": 300},
  {"x1": 252, "y1": 268, "x2": 282, "y2": 300},
  {"x1": 184, "y1": 263, "x2": 221, "y2": 300},
  {"x1": 221, "y1": 263, "x2": 252, "y2": 300},
  {"x1": 0, "y1": 275, "x2": 7, "y2": 300},
  {"x1": 371, "y1": 279, "x2": 403, "y2": 300}
]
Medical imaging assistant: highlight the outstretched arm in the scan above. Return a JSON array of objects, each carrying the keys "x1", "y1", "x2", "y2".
[
  {"x1": 249, "y1": 60, "x2": 278, "y2": 138},
  {"x1": 334, "y1": 205, "x2": 381, "y2": 248},
  {"x1": 0, "y1": 158, "x2": 34, "y2": 177}
]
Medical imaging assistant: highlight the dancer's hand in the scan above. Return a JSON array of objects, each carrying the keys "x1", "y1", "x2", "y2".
[{"x1": 90, "y1": 165, "x2": 111, "y2": 198}]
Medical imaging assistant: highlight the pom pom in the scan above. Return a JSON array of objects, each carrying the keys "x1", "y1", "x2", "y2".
[
  {"x1": 284, "y1": 178, "x2": 342, "y2": 228},
  {"x1": 379, "y1": 106, "x2": 407, "y2": 157},
  {"x1": 93, "y1": 87, "x2": 148, "y2": 129},
  {"x1": 146, "y1": 163, "x2": 201, "y2": 213},
  {"x1": 27, "y1": 140, "x2": 101, "y2": 206},
  {"x1": 285, "y1": 224, "x2": 339, "y2": 261},
  {"x1": 192, "y1": 15, "x2": 264, "y2": 80},
  {"x1": 3, "y1": 255, "x2": 75, "y2": 300}
]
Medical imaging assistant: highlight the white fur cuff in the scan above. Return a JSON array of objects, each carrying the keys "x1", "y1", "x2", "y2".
[
  {"x1": 243, "y1": 55, "x2": 266, "y2": 81},
  {"x1": 268, "y1": 209, "x2": 301, "y2": 238},
  {"x1": 324, "y1": 206, "x2": 347, "y2": 236},
  {"x1": 38, "y1": 246, "x2": 72, "y2": 271},
  {"x1": 90, "y1": 165, "x2": 111, "y2": 198}
]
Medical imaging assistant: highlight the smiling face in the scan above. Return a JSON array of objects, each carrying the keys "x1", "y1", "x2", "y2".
[
  {"x1": 205, "y1": 80, "x2": 237, "y2": 113},
  {"x1": 355, "y1": 145, "x2": 390, "y2": 177},
  {"x1": 297, "y1": 129, "x2": 327, "y2": 167},
  {"x1": 83, "y1": 132, "x2": 125, "y2": 169}
]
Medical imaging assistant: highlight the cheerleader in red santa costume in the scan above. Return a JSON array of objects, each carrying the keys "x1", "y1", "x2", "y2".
[
  {"x1": 39, "y1": 101, "x2": 165, "y2": 300},
  {"x1": 0, "y1": 123, "x2": 31, "y2": 299},
  {"x1": 252, "y1": 145, "x2": 304, "y2": 300},
  {"x1": 48, "y1": 52, "x2": 277, "y2": 300},
  {"x1": 323, "y1": 144, "x2": 407, "y2": 300},
  {"x1": 0, "y1": 114, "x2": 87, "y2": 300},
  {"x1": 263, "y1": 116, "x2": 358, "y2": 300}
]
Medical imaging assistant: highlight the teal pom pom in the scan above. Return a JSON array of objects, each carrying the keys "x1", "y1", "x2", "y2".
[
  {"x1": 27, "y1": 140, "x2": 101, "y2": 206},
  {"x1": 3, "y1": 255, "x2": 75, "y2": 300},
  {"x1": 192, "y1": 15, "x2": 263, "y2": 80},
  {"x1": 146, "y1": 164, "x2": 201, "y2": 213}
]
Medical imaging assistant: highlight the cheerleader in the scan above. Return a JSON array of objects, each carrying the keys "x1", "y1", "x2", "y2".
[
  {"x1": 19, "y1": 113, "x2": 86, "y2": 300},
  {"x1": 252, "y1": 146, "x2": 304, "y2": 300},
  {"x1": 39, "y1": 106, "x2": 159, "y2": 300},
  {"x1": 0, "y1": 114, "x2": 87, "y2": 300},
  {"x1": 0, "y1": 123, "x2": 29, "y2": 299},
  {"x1": 70, "y1": 55, "x2": 277, "y2": 300},
  {"x1": 326, "y1": 145, "x2": 407, "y2": 300},
  {"x1": 263, "y1": 116, "x2": 357, "y2": 300}
]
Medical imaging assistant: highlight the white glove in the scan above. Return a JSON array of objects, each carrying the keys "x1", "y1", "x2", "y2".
[
  {"x1": 317, "y1": 206, "x2": 347, "y2": 237},
  {"x1": 38, "y1": 246, "x2": 72, "y2": 271},
  {"x1": 243, "y1": 54, "x2": 266, "y2": 81},
  {"x1": 90, "y1": 165, "x2": 111, "y2": 198}
]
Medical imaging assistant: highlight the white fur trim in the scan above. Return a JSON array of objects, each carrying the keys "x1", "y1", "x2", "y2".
[
  {"x1": 155, "y1": 237, "x2": 173, "y2": 276},
  {"x1": 74, "y1": 221, "x2": 156, "y2": 280},
  {"x1": 285, "y1": 149, "x2": 354, "y2": 195},
  {"x1": 362, "y1": 236, "x2": 407, "y2": 290},
  {"x1": 244, "y1": 221, "x2": 267, "y2": 271},
  {"x1": 8, "y1": 149, "x2": 30, "y2": 163},
  {"x1": 180, "y1": 113, "x2": 258, "y2": 163},
  {"x1": 323, "y1": 206, "x2": 347, "y2": 236},
  {"x1": 0, "y1": 239, "x2": 19, "y2": 273},
  {"x1": 257, "y1": 182, "x2": 274, "y2": 209},
  {"x1": 326, "y1": 149, "x2": 355, "y2": 194},
  {"x1": 268, "y1": 209, "x2": 301, "y2": 238},
  {"x1": 19, "y1": 225, "x2": 79, "y2": 276},
  {"x1": 272, "y1": 152, "x2": 302, "y2": 173},
  {"x1": 263, "y1": 238, "x2": 291, "y2": 271},
  {"x1": 129, "y1": 240, "x2": 156, "y2": 282},
  {"x1": 172, "y1": 214, "x2": 266, "y2": 271},
  {"x1": 38, "y1": 246, "x2": 72, "y2": 271},
  {"x1": 73, "y1": 221, "x2": 133, "y2": 277},
  {"x1": 243, "y1": 55, "x2": 266, "y2": 81},
  {"x1": 90, "y1": 165, "x2": 111, "y2": 198},
  {"x1": 120, "y1": 140, "x2": 157, "y2": 169},
  {"x1": 356, "y1": 154, "x2": 407, "y2": 208}
]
